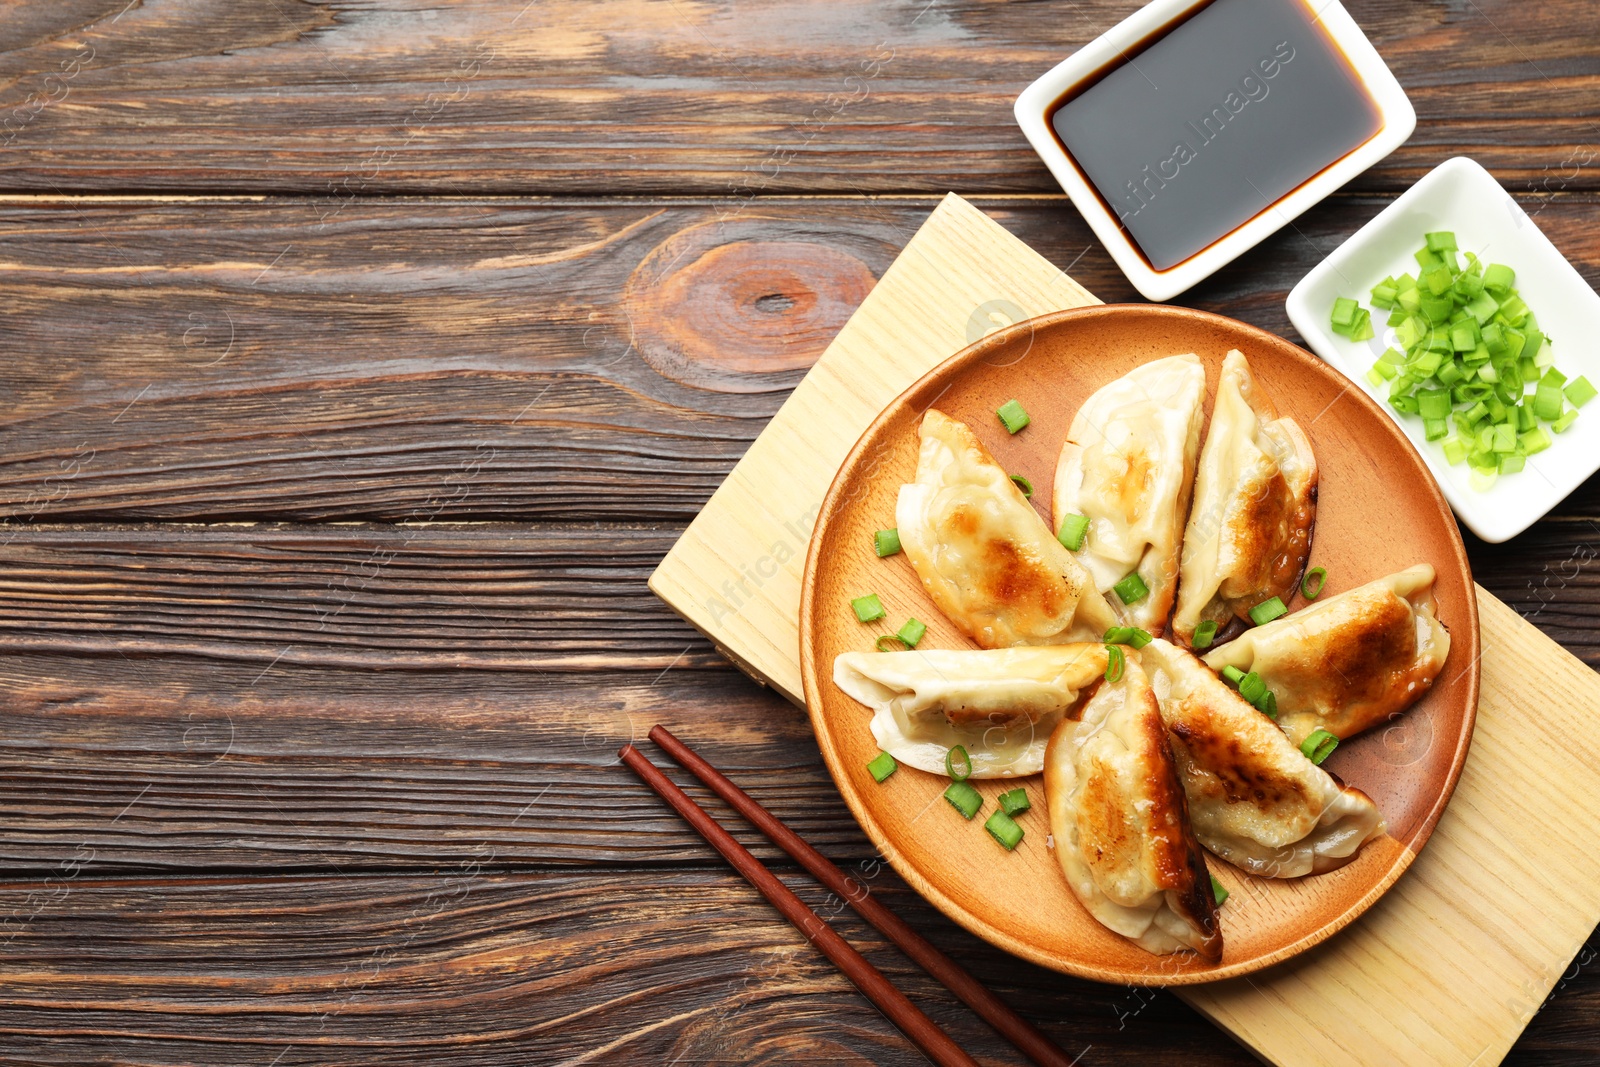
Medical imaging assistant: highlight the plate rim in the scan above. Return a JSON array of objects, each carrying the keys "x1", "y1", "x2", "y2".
[{"x1": 798, "y1": 302, "x2": 1481, "y2": 985}]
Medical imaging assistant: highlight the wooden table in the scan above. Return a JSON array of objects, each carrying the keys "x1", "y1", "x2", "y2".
[{"x1": 0, "y1": 2, "x2": 1595, "y2": 1063}]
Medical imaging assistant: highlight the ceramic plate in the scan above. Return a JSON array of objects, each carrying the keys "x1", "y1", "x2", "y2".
[
  {"x1": 799, "y1": 304, "x2": 1480, "y2": 985},
  {"x1": 1286, "y1": 155, "x2": 1600, "y2": 543}
]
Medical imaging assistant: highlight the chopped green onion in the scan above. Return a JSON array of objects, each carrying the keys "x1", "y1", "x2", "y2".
[
  {"x1": 874, "y1": 528, "x2": 901, "y2": 557},
  {"x1": 897, "y1": 618, "x2": 926, "y2": 649},
  {"x1": 1335, "y1": 234, "x2": 1577, "y2": 492},
  {"x1": 1221, "y1": 665, "x2": 1246, "y2": 686},
  {"x1": 1010, "y1": 474, "x2": 1034, "y2": 498},
  {"x1": 1113, "y1": 572, "x2": 1150, "y2": 605},
  {"x1": 998, "y1": 788, "x2": 1030, "y2": 817},
  {"x1": 1483, "y1": 262, "x2": 1515, "y2": 294},
  {"x1": 1258, "y1": 689, "x2": 1279, "y2": 720},
  {"x1": 1237, "y1": 671, "x2": 1267, "y2": 705},
  {"x1": 1300, "y1": 729, "x2": 1340, "y2": 765},
  {"x1": 1057, "y1": 513, "x2": 1089, "y2": 552},
  {"x1": 1565, "y1": 376, "x2": 1598, "y2": 409},
  {"x1": 1302, "y1": 567, "x2": 1327, "y2": 599},
  {"x1": 1104, "y1": 644, "x2": 1125, "y2": 683},
  {"x1": 944, "y1": 780, "x2": 983, "y2": 820},
  {"x1": 1210, "y1": 875, "x2": 1229, "y2": 906},
  {"x1": 1103, "y1": 626, "x2": 1153, "y2": 649},
  {"x1": 1249, "y1": 597, "x2": 1287, "y2": 626},
  {"x1": 851, "y1": 594, "x2": 885, "y2": 623},
  {"x1": 945, "y1": 745, "x2": 973, "y2": 782},
  {"x1": 996, "y1": 399, "x2": 1031, "y2": 434},
  {"x1": 1331, "y1": 296, "x2": 1358, "y2": 328},
  {"x1": 867, "y1": 751, "x2": 898, "y2": 783},
  {"x1": 1425, "y1": 230, "x2": 1457, "y2": 252},
  {"x1": 875, "y1": 635, "x2": 906, "y2": 652},
  {"x1": 1192, "y1": 619, "x2": 1218, "y2": 650},
  {"x1": 984, "y1": 809, "x2": 1024, "y2": 850}
]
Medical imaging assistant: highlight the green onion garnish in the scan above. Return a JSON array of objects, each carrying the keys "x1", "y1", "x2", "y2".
[
  {"x1": 945, "y1": 745, "x2": 973, "y2": 782},
  {"x1": 867, "y1": 751, "x2": 897, "y2": 782},
  {"x1": 896, "y1": 618, "x2": 926, "y2": 648},
  {"x1": 1210, "y1": 875, "x2": 1229, "y2": 906},
  {"x1": 984, "y1": 809, "x2": 1024, "y2": 850},
  {"x1": 1302, "y1": 567, "x2": 1327, "y2": 599},
  {"x1": 1104, "y1": 644, "x2": 1125, "y2": 683},
  {"x1": 850, "y1": 594, "x2": 886, "y2": 623},
  {"x1": 1103, "y1": 626, "x2": 1152, "y2": 649},
  {"x1": 1343, "y1": 233, "x2": 1578, "y2": 490},
  {"x1": 1566, "y1": 376, "x2": 1598, "y2": 409},
  {"x1": 1112, "y1": 572, "x2": 1149, "y2": 605},
  {"x1": 998, "y1": 788, "x2": 1030, "y2": 817},
  {"x1": 1057, "y1": 513, "x2": 1089, "y2": 551},
  {"x1": 1249, "y1": 597, "x2": 1287, "y2": 626},
  {"x1": 944, "y1": 780, "x2": 983, "y2": 820},
  {"x1": 1221, "y1": 665, "x2": 1245, "y2": 686},
  {"x1": 874, "y1": 528, "x2": 901, "y2": 557},
  {"x1": 875, "y1": 635, "x2": 905, "y2": 652},
  {"x1": 1010, "y1": 474, "x2": 1034, "y2": 498},
  {"x1": 1300, "y1": 729, "x2": 1339, "y2": 765},
  {"x1": 1192, "y1": 619, "x2": 1218, "y2": 650},
  {"x1": 996, "y1": 399, "x2": 1031, "y2": 434}
]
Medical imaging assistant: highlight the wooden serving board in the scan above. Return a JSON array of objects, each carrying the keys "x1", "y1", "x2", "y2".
[{"x1": 650, "y1": 193, "x2": 1600, "y2": 1066}]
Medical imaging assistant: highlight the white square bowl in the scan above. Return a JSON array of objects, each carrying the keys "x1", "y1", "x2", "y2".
[
  {"x1": 1014, "y1": 0, "x2": 1414, "y2": 302},
  {"x1": 1286, "y1": 156, "x2": 1600, "y2": 544}
]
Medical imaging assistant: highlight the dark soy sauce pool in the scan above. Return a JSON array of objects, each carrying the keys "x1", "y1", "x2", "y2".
[{"x1": 1049, "y1": 0, "x2": 1382, "y2": 272}]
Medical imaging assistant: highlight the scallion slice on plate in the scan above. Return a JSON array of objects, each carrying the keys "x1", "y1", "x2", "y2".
[
  {"x1": 867, "y1": 751, "x2": 897, "y2": 783},
  {"x1": 996, "y1": 399, "x2": 1031, "y2": 434},
  {"x1": 984, "y1": 810, "x2": 1024, "y2": 850},
  {"x1": 1057, "y1": 513, "x2": 1089, "y2": 551},
  {"x1": 943, "y1": 780, "x2": 982, "y2": 820}
]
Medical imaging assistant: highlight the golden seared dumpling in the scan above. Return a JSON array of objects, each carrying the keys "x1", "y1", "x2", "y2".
[
  {"x1": 834, "y1": 644, "x2": 1109, "y2": 778},
  {"x1": 1173, "y1": 350, "x2": 1317, "y2": 647},
  {"x1": 897, "y1": 410, "x2": 1118, "y2": 648},
  {"x1": 1203, "y1": 565, "x2": 1450, "y2": 745},
  {"x1": 1052, "y1": 353, "x2": 1206, "y2": 632},
  {"x1": 1140, "y1": 639, "x2": 1385, "y2": 878},
  {"x1": 1044, "y1": 653, "x2": 1222, "y2": 960}
]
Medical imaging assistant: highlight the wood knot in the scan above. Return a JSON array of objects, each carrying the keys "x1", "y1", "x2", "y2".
[{"x1": 624, "y1": 219, "x2": 877, "y2": 393}]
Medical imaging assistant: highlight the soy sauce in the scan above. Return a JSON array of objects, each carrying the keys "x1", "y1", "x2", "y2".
[{"x1": 1049, "y1": 0, "x2": 1382, "y2": 272}]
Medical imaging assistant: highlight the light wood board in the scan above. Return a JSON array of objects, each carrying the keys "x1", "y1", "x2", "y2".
[{"x1": 650, "y1": 193, "x2": 1600, "y2": 1066}]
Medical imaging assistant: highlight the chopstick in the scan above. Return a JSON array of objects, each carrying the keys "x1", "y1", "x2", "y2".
[
  {"x1": 647, "y1": 725, "x2": 1079, "y2": 1067},
  {"x1": 618, "y1": 742, "x2": 981, "y2": 1067}
]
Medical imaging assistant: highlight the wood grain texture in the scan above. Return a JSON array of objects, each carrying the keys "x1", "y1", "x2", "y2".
[
  {"x1": 0, "y1": 870, "x2": 1245, "y2": 1066},
  {"x1": 0, "y1": 1, "x2": 1594, "y2": 195},
  {"x1": 0, "y1": 195, "x2": 1595, "y2": 523}
]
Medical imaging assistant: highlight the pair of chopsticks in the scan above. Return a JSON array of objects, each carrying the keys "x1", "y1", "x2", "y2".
[{"x1": 620, "y1": 725, "x2": 1077, "y2": 1067}]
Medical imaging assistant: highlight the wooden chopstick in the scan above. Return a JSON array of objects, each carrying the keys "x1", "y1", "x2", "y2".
[
  {"x1": 647, "y1": 724, "x2": 1080, "y2": 1067},
  {"x1": 618, "y1": 742, "x2": 981, "y2": 1067}
]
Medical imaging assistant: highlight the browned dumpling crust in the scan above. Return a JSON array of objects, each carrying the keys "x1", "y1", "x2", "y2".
[
  {"x1": 1140, "y1": 639, "x2": 1386, "y2": 878},
  {"x1": 1044, "y1": 653, "x2": 1222, "y2": 960},
  {"x1": 897, "y1": 409, "x2": 1118, "y2": 648},
  {"x1": 1173, "y1": 350, "x2": 1317, "y2": 646},
  {"x1": 1202, "y1": 564, "x2": 1450, "y2": 744}
]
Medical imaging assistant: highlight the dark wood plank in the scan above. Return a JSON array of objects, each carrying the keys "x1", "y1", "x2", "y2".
[
  {"x1": 1, "y1": 194, "x2": 1597, "y2": 523},
  {"x1": 0, "y1": 869, "x2": 1247, "y2": 1065},
  {"x1": 0, "y1": 1, "x2": 1594, "y2": 195},
  {"x1": 0, "y1": 869, "x2": 1592, "y2": 1066}
]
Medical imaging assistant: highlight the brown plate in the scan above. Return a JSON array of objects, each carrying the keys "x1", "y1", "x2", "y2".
[{"x1": 798, "y1": 304, "x2": 1480, "y2": 985}]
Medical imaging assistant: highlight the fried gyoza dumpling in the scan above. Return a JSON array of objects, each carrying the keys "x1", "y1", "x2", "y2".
[
  {"x1": 898, "y1": 410, "x2": 1118, "y2": 648},
  {"x1": 1173, "y1": 350, "x2": 1317, "y2": 647},
  {"x1": 1140, "y1": 639, "x2": 1385, "y2": 878},
  {"x1": 835, "y1": 645, "x2": 1109, "y2": 777},
  {"x1": 1044, "y1": 653, "x2": 1222, "y2": 960},
  {"x1": 1052, "y1": 354, "x2": 1206, "y2": 633},
  {"x1": 1202, "y1": 565, "x2": 1450, "y2": 745}
]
